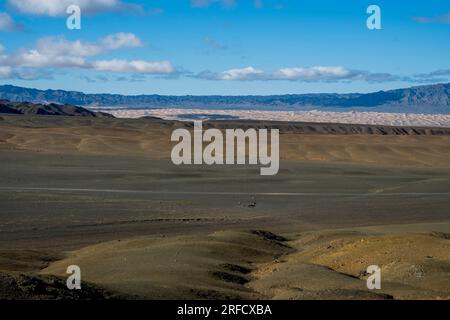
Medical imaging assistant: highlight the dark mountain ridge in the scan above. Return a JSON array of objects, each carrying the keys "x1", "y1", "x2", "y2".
[
  {"x1": 0, "y1": 100, "x2": 114, "y2": 118},
  {"x1": 0, "y1": 83, "x2": 449, "y2": 113}
]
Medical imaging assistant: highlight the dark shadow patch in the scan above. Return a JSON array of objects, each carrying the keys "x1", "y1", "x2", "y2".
[
  {"x1": 177, "y1": 113, "x2": 240, "y2": 121},
  {"x1": 430, "y1": 232, "x2": 450, "y2": 240},
  {"x1": 250, "y1": 230, "x2": 288, "y2": 242},
  {"x1": 294, "y1": 288, "x2": 394, "y2": 300},
  {"x1": 0, "y1": 250, "x2": 64, "y2": 273},
  {"x1": 212, "y1": 271, "x2": 249, "y2": 285},
  {"x1": 189, "y1": 288, "x2": 243, "y2": 300},
  {"x1": 0, "y1": 271, "x2": 132, "y2": 300},
  {"x1": 219, "y1": 263, "x2": 252, "y2": 274}
]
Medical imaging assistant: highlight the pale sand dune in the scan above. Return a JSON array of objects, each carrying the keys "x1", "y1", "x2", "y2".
[
  {"x1": 99, "y1": 108, "x2": 450, "y2": 127},
  {"x1": 42, "y1": 224, "x2": 450, "y2": 300}
]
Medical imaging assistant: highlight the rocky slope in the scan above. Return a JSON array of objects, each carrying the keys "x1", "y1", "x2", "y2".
[{"x1": 0, "y1": 100, "x2": 113, "y2": 118}]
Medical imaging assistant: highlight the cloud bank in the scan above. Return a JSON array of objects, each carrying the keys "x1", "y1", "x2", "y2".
[
  {"x1": 194, "y1": 66, "x2": 417, "y2": 83},
  {"x1": 7, "y1": 0, "x2": 142, "y2": 16},
  {"x1": 0, "y1": 33, "x2": 175, "y2": 79}
]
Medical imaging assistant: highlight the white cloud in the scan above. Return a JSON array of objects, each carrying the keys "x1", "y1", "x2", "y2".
[
  {"x1": 220, "y1": 66, "x2": 264, "y2": 80},
  {"x1": 34, "y1": 37, "x2": 104, "y2": 58},
  {"x1": 0, "y1": 65, "x2": 51, "y2": 80},
  {"x1": 8, "y1": 33, "x2": 145, "y2": 69},
  {"x1": 191, "y1": 0, "x2": 236, "y2": 8},
  {"x1": 30, "y1": 33, "x2": 142, "y2": 59},
  {"x1": 195, "y1": 66, "x2": 409, "y2": 83},
  {"x1": 100, "y1": 32, "x2": 142, "y2": 50},
  {"x1": 274, "y1": 66, "x2": 355, "y2": 81},
  {"x1": 0, "y1": 12, "x2": 23, "y2": 31},
  {"x1": 13, "y1": 49, "x2": 87, "y2": 68},
  {"x1": 196, "y1": 66, "x2": 357, "y2": 81},
  {"x1": 7, "y1": 0, "x2": 141, "y2": 16},
  {"x1": 0, "y1": 33, "x2": 175, "y2": 77},
  {"x1": 93, "y1": 59, "x2": 174, "y2": 74},
  {"x1": 0, "y1": 66, "x2": 12, "y2": 78},
  {"x1": 191, "y1": 0, "x2": 274, "y2": 9},
  {"x1": 199, "y1": 66, "x2": 264, "y2": 80}
]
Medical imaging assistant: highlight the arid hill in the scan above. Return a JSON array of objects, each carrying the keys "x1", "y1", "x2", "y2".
[{"x1": 0, "y1": 100, "x2": 114, "y2": 118}]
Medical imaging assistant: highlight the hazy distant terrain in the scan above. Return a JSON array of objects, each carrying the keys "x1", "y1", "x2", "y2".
[
  {"x1": 101, "y1": 107, "x2": 450, "y2": 127},
  {"x1": 1, "y1": 83, "x2": 449, "y2": 113}
]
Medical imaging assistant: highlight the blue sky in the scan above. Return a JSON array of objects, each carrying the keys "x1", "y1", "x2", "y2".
[{"x1": 0, "y1": 0, "x2": 449, "y2": 95}]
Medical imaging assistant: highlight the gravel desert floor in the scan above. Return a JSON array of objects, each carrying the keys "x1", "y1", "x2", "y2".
[{"x1": 0, "y1": 115, "x2": 449, "y2": 299}]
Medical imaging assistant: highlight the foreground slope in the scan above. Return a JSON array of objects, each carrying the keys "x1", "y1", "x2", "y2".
[
  {"x1": 0, "y1": 114, "x2": 449, "y2": 300},
  {"x1": 41, "y1": 227, "x2": 450, "y2": 300}
]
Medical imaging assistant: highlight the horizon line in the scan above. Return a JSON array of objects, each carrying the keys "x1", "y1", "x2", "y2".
[{"x1": 1, "y1": 82, "x2": 449, "y2": 98}]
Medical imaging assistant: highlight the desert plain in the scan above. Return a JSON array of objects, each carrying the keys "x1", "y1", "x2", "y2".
[{"x1": 0, "y1": 114, "x2": 449, "y2": 299}]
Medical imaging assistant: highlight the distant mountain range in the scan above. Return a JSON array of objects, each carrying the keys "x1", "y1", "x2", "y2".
[
  {"x1": 0, "y1": 83, "x2": 449, "y2": 113},
  {"x1": 0, "y1": 100, "x2": 113, "y2": 118}
]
